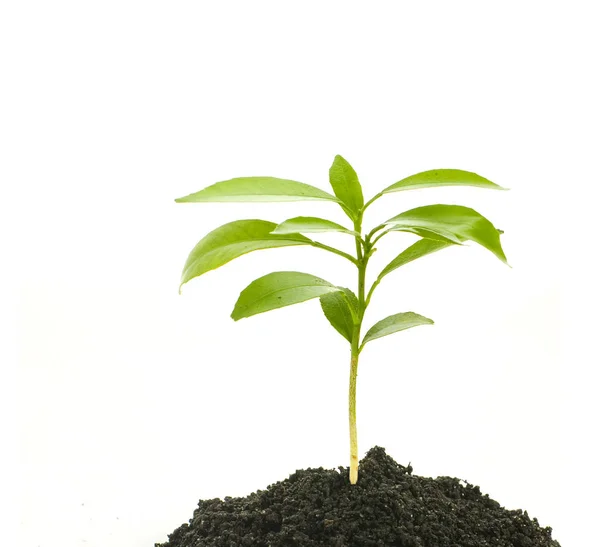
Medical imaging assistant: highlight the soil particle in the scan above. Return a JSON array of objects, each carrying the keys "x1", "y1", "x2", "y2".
[{"x1": 156, "y1": 446, "x2": 560, "y2": 547}]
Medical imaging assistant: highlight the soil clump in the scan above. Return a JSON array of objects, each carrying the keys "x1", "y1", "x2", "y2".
[{"x1": 156, "y1": 446, "x2": 560, "y2": 546}]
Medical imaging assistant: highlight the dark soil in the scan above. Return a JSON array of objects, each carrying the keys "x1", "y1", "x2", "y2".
[{"x1": 156, "y1": 446, "x2": 560, "y2": 547}]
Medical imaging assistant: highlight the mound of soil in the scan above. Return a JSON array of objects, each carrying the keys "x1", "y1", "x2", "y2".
[{"x1": 156, "y1": 446, "x2": 560, "y2": 547}]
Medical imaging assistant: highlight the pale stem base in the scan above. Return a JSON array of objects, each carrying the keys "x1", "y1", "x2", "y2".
[{"x1": 349, "y1": 353, "x2": 359, "y2": 484}]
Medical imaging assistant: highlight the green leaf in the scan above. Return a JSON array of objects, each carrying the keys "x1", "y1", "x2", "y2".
[
  {"x1": 329, "y1": 155, "x2": 364, "y2": 220},
  {"x1": 175, "y1": 177, "x2": 339, "y2": 203},
  {"x1": 271, "y1": 216, "x2": 359, "y2": 237},
  {"x1": 231, "y1": 271, "x2": 342, "y2": 321},
  {"x1": 384, "y1": 205, "x2": 508, "y2": 264},
  {"x1": 320, "y1": 288, "x2": 359, "y2": 342},
  {"x1": 180, "y1": 220, "x2": 312, "y2": 290},
  {"x1": 382, "y1": 169, "x2": 506, "y2": 194},
  {"x1": 377, "y1": 238, "x2": 456, "y2": 282},
  {"x1": 361, "y1": 312, "x2": 434, "y2": 348}
]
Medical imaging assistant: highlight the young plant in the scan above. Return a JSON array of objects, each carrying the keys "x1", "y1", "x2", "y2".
[{"x1": 176, "y1": 155, "x2": 508, "y2": 485}]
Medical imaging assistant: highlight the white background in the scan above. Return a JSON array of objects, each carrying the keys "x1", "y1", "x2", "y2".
[{"x1": 3, "y1": 2, "x2": 599, "y2": 546}]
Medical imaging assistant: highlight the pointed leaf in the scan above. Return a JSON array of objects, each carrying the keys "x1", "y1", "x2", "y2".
[
  {"x1": 329, "y1": 155, "x2": 364, "y2": 220},
  {"x1": 384, "y1": 205, "x2": 508, "y2": 264},
  {"x1": 180, "y1": 220, "x2": 312, "y2": 290},
  {"x1": 320, "y1": 288, "x2": 359, "y2": 342},
  {"x1": 361, "y1": 312, "x2": 434, "y2": 348},
  {"x1": 272, "y1": 216, "x2": 359, "y2": 237},
  {"x1": 377, "y1": 238, "x2": 456, "y2": 281},
  {"x1": 382, "y1": 169, "x2": 506, "y2": 194},
  {"x1": 175, "y1": 177, "x2": 339, "y2": 203},
  {"x1": 231, "y1": 271, "x2": 341, "y2": 320}
]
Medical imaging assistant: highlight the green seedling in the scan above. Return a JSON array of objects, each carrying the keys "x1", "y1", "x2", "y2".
[{"x1": 176, "y1": 155, "x2": 509, "y2": 484}]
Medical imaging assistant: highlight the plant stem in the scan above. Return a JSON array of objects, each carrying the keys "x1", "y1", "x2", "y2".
[
  {"x1": 364, "y1": 277, "x2": 380, "y2": 309},
  {"x1": 366, "y1": 223, "x2": 387, "y2": 241},
  {"x1": 349, "y1": 212, "x2": 367, "y2": 485},
  {"x1": 363, "y1": 191, "x2": 383, "y2": 212},
  {"x1": 371, "y1": 227, "x2": 394, "y2": 247},
  {"x1": 349, "y1": 328, "x2": 360, "y2": 484},
  {"x1": 309, "y1": 240, "x2": 358, "y2": 265}
]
